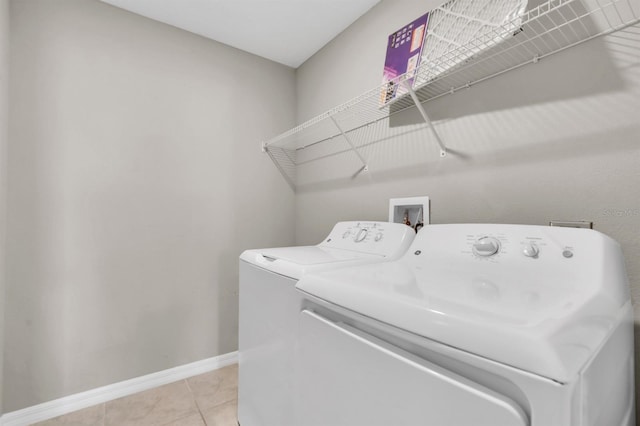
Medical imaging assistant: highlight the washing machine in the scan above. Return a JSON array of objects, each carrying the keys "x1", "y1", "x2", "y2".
[
  {"x1": 294, "y1": 224, "x2": 635, "y2": 426},
  {"x1": 238, "y1": 221, "x2": 415, "y2": 426}
]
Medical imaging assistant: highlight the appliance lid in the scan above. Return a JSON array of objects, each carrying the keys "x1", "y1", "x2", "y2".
[
  {"x1": 240, "y1": 246, "x2": 382, "y2": 280},
  {"x1": 296, "y1": 224, "x2": 631, "y2": 383},
  {"x1": 252, "y1": 246, "x2": 381, "y2": 265},
  {"x1": 240, "y1": 221, "x2": 415, "y2": 280}
]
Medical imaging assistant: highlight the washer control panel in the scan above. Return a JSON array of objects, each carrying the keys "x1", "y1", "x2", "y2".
[{"x1": 321, "y1": 221, "x2": 414, "y2": 257}]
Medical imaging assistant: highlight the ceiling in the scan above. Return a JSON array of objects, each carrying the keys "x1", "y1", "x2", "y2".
[{"x1": 100, "y1": 0, "x2": 381, "y2": 68}]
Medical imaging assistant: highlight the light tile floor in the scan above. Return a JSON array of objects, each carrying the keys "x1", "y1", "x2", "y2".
[{"x1": 32, "y1": 364, "x2": 239, "y2": 426}]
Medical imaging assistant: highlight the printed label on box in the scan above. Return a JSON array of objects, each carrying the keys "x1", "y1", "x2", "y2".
[{"x1": 380, "y1": 13, "x2": 429, "y2": 106}]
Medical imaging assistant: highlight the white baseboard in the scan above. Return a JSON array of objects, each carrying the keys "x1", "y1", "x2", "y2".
[{"x1": 0, "y1": 351, "x2": 238, "y2": 426}]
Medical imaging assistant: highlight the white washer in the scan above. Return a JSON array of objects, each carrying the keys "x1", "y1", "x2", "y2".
[
  {"x1": 295, "y1": 224, "x2": 635, "y2": 426},
  {"x1": 238, "y1": 221, "x2": 415, "y2": 426}
]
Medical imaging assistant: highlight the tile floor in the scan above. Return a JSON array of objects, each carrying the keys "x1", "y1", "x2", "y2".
[{"x1": 32, "y1": 364, "x2": 238, "y2": 426}]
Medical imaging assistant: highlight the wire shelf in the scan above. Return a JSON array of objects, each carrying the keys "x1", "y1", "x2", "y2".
[{"x1": 263, "y1": 0, "x2": 640, "y2": 189}]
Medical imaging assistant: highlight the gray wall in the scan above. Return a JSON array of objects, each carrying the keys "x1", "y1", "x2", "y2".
[
  {"x1": 0, "y1": 0, "x2": 8, "y2": 415},
  {"x1": 6, "y1": 0, "x2": 295, "y2": 411},
  {"x1": 296, "y1": 0, "x2": 640, "y2": 414}
]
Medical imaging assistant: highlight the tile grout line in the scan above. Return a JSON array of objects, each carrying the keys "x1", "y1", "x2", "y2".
[{"x1": 184, "y1": 378, "x2": 209, "y2": 426}]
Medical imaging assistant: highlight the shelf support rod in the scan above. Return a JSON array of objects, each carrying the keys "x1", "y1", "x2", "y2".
[
  {"x1": 403, "y1": 82, "x2": 447, "y2": 158},
  {"x1": 329, "y1": 116, "x2": 369, "y2": 171}
]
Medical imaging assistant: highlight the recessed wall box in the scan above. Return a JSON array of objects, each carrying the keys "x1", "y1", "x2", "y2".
[{"x1": 389, "y1": 197, "x2": 430, "y2": 232}]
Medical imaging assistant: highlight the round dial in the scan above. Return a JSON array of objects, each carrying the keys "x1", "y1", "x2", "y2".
[
  {"x1": 473, "y1": 237, "x2": 501, "y2": 257},
  {"x1": 522, "y1": 243, "x2": 539, "y2": 258},
  {"x1": 354, "y1": 228, "x2": 369, "y2": 242},
  {"x1": 342, "y1": 231, "x2": 350, "y2": 239},
  {"x1": 374, "y1": 232, "x2": 383, "y2": 242}
]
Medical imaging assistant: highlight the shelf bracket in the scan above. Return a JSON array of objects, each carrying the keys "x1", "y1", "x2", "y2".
[
  {"x1": 329, "y1": 116, "x2": 369, "y2": 171},
  {"x1": 403, "y1": 82, "x2": 447, "y2": 158}
]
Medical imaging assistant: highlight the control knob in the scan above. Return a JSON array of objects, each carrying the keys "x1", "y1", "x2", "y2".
[
  {"x1": 354, "y1": 228, "x2": 369, "y2": 242},
  {"x1": 523, "y1": 242, "x2": 539, "y2": 258},
  {"x1": 473, "y1": 237, "x2": 501, "y2": 257}
]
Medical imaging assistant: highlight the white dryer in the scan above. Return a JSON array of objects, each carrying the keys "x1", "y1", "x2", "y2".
[
  {"x1": 294, "y1": 224, "x2": 635, "y2": 426},
  {"x1": 238, "y1": 221, "x2": 415, "y2": 426}
]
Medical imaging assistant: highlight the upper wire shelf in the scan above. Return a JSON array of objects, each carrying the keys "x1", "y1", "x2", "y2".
[{"x1": 263, "y1": 0, "x2": 640, "y2": 189}]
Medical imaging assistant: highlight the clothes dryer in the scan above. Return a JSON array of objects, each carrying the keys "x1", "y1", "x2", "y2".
[
  {"x1": 238, "y1": 221, "x2": 415, "y2": 426},
  {"x1": 295, "y1": 224, "x2": 635, "y2": 426}
]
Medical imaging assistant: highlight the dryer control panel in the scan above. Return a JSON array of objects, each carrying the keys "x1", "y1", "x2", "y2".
[
  {"x1": 461, "y1": 227, "x2": 570, "y2": 263},
  {"x1": 404, "y1": 223, "x2": 629, "y2": 313},
  {"x1": 319, "y1": 221, "x2": 414, "y2": 259}
]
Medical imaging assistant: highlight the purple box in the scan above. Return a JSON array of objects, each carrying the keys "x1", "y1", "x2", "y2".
[{"x1": 381, "y1": 13, "x2": 429, "y2": 106}]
